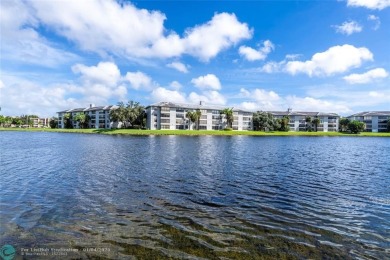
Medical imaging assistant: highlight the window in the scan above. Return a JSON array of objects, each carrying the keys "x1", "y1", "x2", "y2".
[
  {"x1": 161, "y1": 125, "x2": 170, "y2": 129},
  {"x1": 200, "y1": 120, "x2": 207, "y2": 125},
  {"x1": 161, "y1": 113, "x2": 170, "y2": 118},
  {"x1": 161, "y1": 107, "x2": 170, "y2": 111},
  {"x1": 176, "y1": 108, "x2": 184, "y2": 113},
  {"x1": 161, "y1": 119, "x2": 170, "y2": 124}
]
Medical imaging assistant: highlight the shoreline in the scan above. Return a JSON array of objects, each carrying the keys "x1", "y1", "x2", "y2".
[{"x1": 1, "y1": 128, "x2": 390, "y2": 137}]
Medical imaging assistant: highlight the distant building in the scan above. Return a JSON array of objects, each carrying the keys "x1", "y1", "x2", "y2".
[
  {"x1": 347, "y1": 111, "x2": 390, "y2": 132},
  {"x1": 146, "y1": 101, "x2": 253, "y2": 130},
  {"x1": 32, "y1": 117, "x2": 50, "y2": 128},
  {"x1": 57, "y1": 104, "x2": 118, "y2": 129},
  {"x1": 267, "y1": 110, "x2": 340, "y2": 132}
]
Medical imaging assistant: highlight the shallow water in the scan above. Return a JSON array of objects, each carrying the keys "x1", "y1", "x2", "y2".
[{"x1": 1, "y1": 132, "x2": 389, "y2": 259}]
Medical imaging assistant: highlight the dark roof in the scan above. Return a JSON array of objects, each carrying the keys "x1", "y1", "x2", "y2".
[
  {"x1": 268, "y1": 111, "x2": 339, "y2": 117},
  {"x1": 347, "y1": 111, "x2": 390, "y2": 117},
  {"x1": 84, "y1": 106, "x2": 105, "y2": 111},
  {"x1": 57, "y1": 105, "x2": 117, "y2": 114}
]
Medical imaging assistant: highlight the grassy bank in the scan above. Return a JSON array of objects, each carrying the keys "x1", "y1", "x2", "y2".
[{"x1": 1, "y1": 127, "x2": 390, "y2": 137}]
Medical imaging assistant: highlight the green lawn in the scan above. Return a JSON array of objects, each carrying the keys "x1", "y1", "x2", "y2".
[{"x1": 1, "y1": 127, "x2": 390, "y2": 137}]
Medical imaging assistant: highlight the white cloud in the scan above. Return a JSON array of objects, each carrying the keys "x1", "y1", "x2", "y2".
[
  {"x1": 28, "y1": 0, "x2": 251, "y2": 62},
  {"x1": 368, "y1": 15, "x2": 381, "y2": 30},
  {"x1": 239, "y1": 88, "x2": 282, "y2": 110},
  {"x1": 72, "y1": 62, "x2": 121, "y2": 87},
  {"x1": 169, "y1": 81, "x2": 182, "y2": 90},
  {"x1": 285, "y1": 44, "x2": 373, "y2": 76},
  {"x1": 0, "y1": 76, "x2": 83, "y2": 117},
  {"x1": 124, "y1": 71, "x2": 155, "y2": 90},
  {"x1": 260, "y1": 61, "x2": 284, "y2": 73},
  {"x1": 166, "y1": 62, "x2": 189, "y2": 73},
  {"x1": 333, "y1": 21, "x2": 362, "y2": 35},
  {"x1": 236, "y1": 88, "x2": 351, "y2": 113},
  {"x1": 188, "y1": 91, "x2": 226, "y2": 105},
  {"x1": 347, "y1": 0, "x2": 390, "y2": 10},
  {"x1": 183, "y1": 13, "x2": 252, "y2": 61},
  {"x1": 0, "y1": 0, "x2": 78, "y2": 67},
  {"x1": 285, "y1": 96, "x2": 351, "y2": 113},
  {"x1": 150, "y1": 87, "x2": 187, "y2": 103},
  {"x1": 285, "y1": 54, "x2": 301, "y2": 60},
  {"x1": 150, "y1": 85, "x2": 226, "y2": 105},
  {"x1": 239, "y1": 40, "x2": 274, "y2": 61},
  {"x1": 191, "y1": 74, "x2": 222, "y2": 90},
  {"x1": 343, "y1": 68, "x2": 388, "y2": 84}
]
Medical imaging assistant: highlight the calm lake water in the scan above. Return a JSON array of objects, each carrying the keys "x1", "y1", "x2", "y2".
[{"x1": 1, "y1": 131, "x2": 389, "y2": 259}]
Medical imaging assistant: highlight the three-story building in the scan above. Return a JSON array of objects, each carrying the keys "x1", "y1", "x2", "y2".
[{"x1": 146, "y1": 101, "x2": 253, "y2": 130}]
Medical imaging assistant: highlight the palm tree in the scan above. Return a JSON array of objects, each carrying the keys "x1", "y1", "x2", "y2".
[
  {"x1": 305, "y1": 116, "x2": 312, "y2": 131},
  {"x1": 74, "y1": 113, "x2": 90, "y2": 129},
  {"x1": 110, "y1": 102, "x2": 127, "y2": 128},
  {"x1": 194, "y1": 109, "x2": 202, "y2": 130},
  {"x1": 220, "y1": 108, "x2": 234, "y2": 129},
  {"x1": 312, "y1": 118, "x2": 320, "y2": 132},
  {"x1": 186, "y1": 111, "x2": 194, "y2": 130},
  {"x1": 63, "y1": 113, "x2": 73, "y2": 129}
]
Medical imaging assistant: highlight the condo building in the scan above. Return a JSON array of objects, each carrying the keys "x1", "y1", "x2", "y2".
[
  {"x1": 267, "y1": 109, "x2": 340, "y2": 132},
  {"x1": 347, "y1": 111, "x2": 390, "y2": 132},
  {"x1": 32, "y1": 117, "x2": 50, "y2": 128},
  {"x1": 57, "y1": 104, "x2": 118, "y2": 129},
  {"x1": 146, "y1": 102, "x2": 253, "y2": 130}
]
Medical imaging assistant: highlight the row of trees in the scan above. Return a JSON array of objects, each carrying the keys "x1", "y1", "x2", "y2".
[
  {"x1": 62, "y1": 113, "x2": 90, "y2": 129},
  {"x1": 60, "y1": 101, "x2": 147, "y2": 129},
  {"x1": 0, "y1": 115, "x2": 39, "y2": 127},
  {"x1": 109, "y1": 101, "x2": 146, "y2": 129}
]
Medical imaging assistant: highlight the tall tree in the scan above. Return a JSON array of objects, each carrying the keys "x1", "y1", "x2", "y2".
[
  {"x1": 305, "y1": 116, "x2": 312, "y2": 131},
  {"x1": 186, "y1": 111, "x2": 195, "y2": 130},
  {"x1": 253, "y1": 111, "x2": 274, "y2": 131},
  {"x1": 339, "y1": 118, "x2": 350, "y2": 132},
  {"x1": 0, "y1": 115, "x2": 5, "y2": 127},
  {"x1": 49, "y1": 117, "x2": 58, "y2": 129},
  {"x1": 110, "y1": 102, "x2": 127, "y2": 128},
  {"x1": 312, "y1": 118, "x2": 320, "y2": 132},
  {"x1": 74, "y1": 113, "x2": 89, "y2": 129},
  {"x1": 220, "y1": 108, "x2": 234, "y2": 129},
  {"x1": 194, "y1": 109, "x2": 202, "y2": 130},
  {"x1": 63, "y1": 113, "x2": 73, "y2": 129},
  {"x1": 279, "y1": 116, "x2": 290, "y2": 131}
]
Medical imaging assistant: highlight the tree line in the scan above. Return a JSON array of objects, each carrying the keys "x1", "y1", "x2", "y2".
[{"x1": 0, "y1": 115, "x2": 39, "y2": 127}]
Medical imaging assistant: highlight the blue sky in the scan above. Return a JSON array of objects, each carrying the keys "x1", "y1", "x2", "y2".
[{"x1": 1, "y1": 0, "x2": 389, "y2": 117}]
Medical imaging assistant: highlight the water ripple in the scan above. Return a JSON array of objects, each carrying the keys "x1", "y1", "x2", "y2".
[{"x1": 1, "y1": 132, "x2": 389, "y2": 259}]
